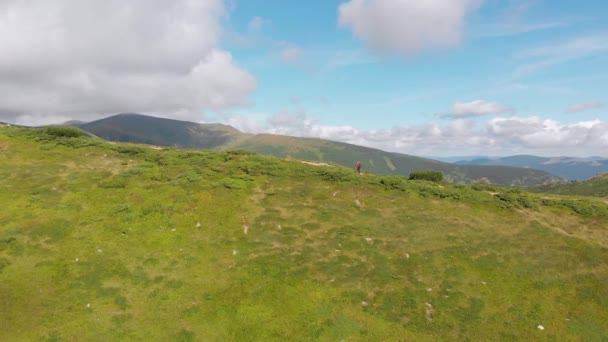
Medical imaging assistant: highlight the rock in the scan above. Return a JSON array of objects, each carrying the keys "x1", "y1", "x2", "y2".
[
  {"x1": 86, "y1": 303, "x2": 91, "y2": 308},
  {"x1": 425, "y1": 303, "x2": 434, "y2": 321},
  {"x1": 361, "y1": 301, "x2": 369, "y2": 307},
  {"x1": 232, "y1": 249, "x2": 239, "y2": 256},
  {"x1": 355, "y1": 200, "x2": 361, "y2": 207},
  {"x1": 243, "y1": 225, "x2": 249, "y2": 235},
  {"x1": 406, "y1": 253, "x2": 410, "y2": 259},
  {"x1": 537, "y1": 325, "x2": 545, "y2": 330},
  {"x1": 97, "y1": 249, "x2": 102, "y2": 253},
  {"x1": 196, "y1": 222, "x2": 201, "y2": 228},
  {"x1": 364, "y1": 237, "x2": 373, "y2": 242}
]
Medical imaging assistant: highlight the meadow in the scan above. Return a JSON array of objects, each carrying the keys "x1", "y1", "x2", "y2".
[{"x1": 1, "y1": 127, "x2": 607, "y2": 341}]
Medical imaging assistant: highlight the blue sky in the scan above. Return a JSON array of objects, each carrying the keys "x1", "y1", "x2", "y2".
[{"x1": 1, "y1": 0, "x2": 607, "y2": 156}]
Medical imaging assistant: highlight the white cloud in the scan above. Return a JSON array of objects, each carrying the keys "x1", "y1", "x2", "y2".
[
  {"x1": 513, "y1": 34, "x2": 608, "y2": 77},
  {"x1": 224, "y1": 115, "x2": 261, "y2": 133},
  {"x1": 567, "y1": 101, "x2": 603, "y2": 113},
  {"x1": 280, "y1": 45, "x2": 302, "y2": 64},
  {"x1": 443, "y1": 100, "x2": 513, "y2": 119},
  {"x1": 0, "y1": 0, "x2": 256, "y2": 125},
  {"x1": 487, "y1": 116, "x2": 608, "y2": 150},
  {"x1": 248, "y1": 16, "x2": 269, "y2": 31},
  {"x1": 222, "y1": 111, "x2": 608, "y2": 157},
  {"x1": 338, "y1": 0, "x2": 481, "y2": 55}
]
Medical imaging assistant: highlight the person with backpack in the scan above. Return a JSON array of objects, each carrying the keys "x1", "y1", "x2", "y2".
[{"x1": 356, "y1": 161, "x2": 361, "y2": 174}]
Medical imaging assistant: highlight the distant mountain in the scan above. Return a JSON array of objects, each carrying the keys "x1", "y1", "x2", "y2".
[
  {"x1": 80, "y1": 113, "x2": 241, "y2": 149},
  {"x1": 456, "y1": 155, "x2": 608, "y2": 180},
  {"x1": 77, "y1": 114, "x2": 561, "y2": 186},
  {"x1": 62, "y1": 120, "x2": 87, "y2": 126},
  {"x1": 529, "y1": 173, "x2": 608, "y2": 197},
  {"x1": 426, "y1": 156, "x2": 489, "y2": 163}
]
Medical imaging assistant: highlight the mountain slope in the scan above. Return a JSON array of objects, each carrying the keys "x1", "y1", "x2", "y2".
[
  {"x1": 530, "y1": 173, "x2": 608, "y2": 197},
  {"x1": 456, "y1": 155, "x2": 608, "y2": 180},
  {"x1": 79, "y1": 114, "x2": 560, "y2": 186},
  {"x1": 227, "y1": 134, "x2": 560, "y2": 186},
  {"x1": 81, "y1": 113, "x2": 241, "y2": 149},
  {"x1": 1, "y1": 126, "x2": 607, "y2": 341}
]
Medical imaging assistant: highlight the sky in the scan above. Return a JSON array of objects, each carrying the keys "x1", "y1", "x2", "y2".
[{"x1": 0, "y1": 0, "x2": 607, "y2": 157}]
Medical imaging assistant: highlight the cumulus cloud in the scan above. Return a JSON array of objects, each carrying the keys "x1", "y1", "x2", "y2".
[
  {"x1": 0, "y1": 0, "x2": 256, "y2": 125},
  {"x1": 442, "y1": 100, "x2": 513, "y2": 119},
  {"x1": 567, "y1": 101, "x2": 603, "y2": 113},
  {"x1": 338, "y1": 0, "x2": 481, "y2": 55},
  {"x1": 223, "y1": 111, "x2": 608, "y2": 156},
  {"x1": 487, "y1": 116, "x2": 608, "y2": 151}
]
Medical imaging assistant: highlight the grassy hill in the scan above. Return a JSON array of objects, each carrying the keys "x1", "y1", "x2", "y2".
[
  {"x1": 80, "y1": 114, "x2": 560, "y2": 186},
  {"x1": 456, "y1": 155, "x2": 608, "y2": 181},
  {"x1": 530, "y1": 173, "x2": 608, "y2": 197},
  {"x1": 80, "y1": 113, "x2": 241, "y2": 149},
  {"x1": 1, "y1": 126, "x2": 607, "y2": 341}
]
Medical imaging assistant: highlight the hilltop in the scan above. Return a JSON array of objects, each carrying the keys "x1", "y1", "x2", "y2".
[
  {"x1": 77, "y1": 114, "x2": 560, "y2": 186},
  {"x1": 1, "y1": 125, "x2": 607, "y2": 341}
]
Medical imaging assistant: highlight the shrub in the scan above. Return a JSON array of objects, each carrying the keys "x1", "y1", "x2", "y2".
[
  {"x1": 378, "y1": 177, "x2": 408, "y2": 191},
  {"x1": 112, "y1": 145, "x2": 145, "y2": 155},
  {"x1": 99, "y1": 176, "x2": 127, "y2": 189},
  {"x1": 409, "y1": 171, "x2": 443, "y2": 182},
  {"x1": 46, "y1": 126, "x2": 84, "y2": 138}
]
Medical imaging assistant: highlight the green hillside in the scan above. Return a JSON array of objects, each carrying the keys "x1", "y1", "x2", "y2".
[
  {"x1": 1, "y1": 126, "x2": 607, "y2": 341},
  {"x1": 79, "y1": 114, "x2": 560, "y2": 186},
  {"x1": 530, "y1": 173, "x2": 608, "y2": 197},
  {"x1": 226, "y1": 134, "x2": 560, "y2": 186},
  {"x1": 80, "y1": 113, "x2": 241, "y2": 149}
]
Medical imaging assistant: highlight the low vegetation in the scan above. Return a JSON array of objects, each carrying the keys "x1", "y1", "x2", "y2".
[
  {"x1": 529, "y1": 174, "x2": 608, "y2": 197},
  {"x1": 1, "y1": 126, "x2": 607, "y2": 341},
  {"x1": 409, "y1": 171, "x2": 443, "y2": 182},
  {"x1": 46, "y1": 126, "x2": 85, "y2": 138},
  {"x1": 79, "y1": 114, "x2": 562, "y2": 186}
]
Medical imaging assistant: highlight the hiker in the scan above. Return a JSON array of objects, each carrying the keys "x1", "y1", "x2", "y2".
[{"x1": 356, "y1": 161, "x2": 361, "y2": 174}]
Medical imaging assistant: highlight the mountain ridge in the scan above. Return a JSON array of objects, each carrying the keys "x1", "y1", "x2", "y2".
[{"x1": 75, "y1": 113, "x2": 561, "y2": 186}]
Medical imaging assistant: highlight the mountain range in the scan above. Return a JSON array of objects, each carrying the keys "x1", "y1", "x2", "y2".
[
  {"x1": 455, "y1": 155, "x2": 608, "y2": 181},
  {"x1": 75, "y1": 113, "x2": 560, "y2": 186}
]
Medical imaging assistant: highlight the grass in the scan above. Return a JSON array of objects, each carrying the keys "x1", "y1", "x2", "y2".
[
  {"x1": 1, "y1": 126, "x2": 607, "y2": 341},
  {"x1": 529, "y1": 173, "x2": 608, "y2": 197}
]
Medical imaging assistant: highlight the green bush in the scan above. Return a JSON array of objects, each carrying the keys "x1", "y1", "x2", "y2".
[
  {"x1": 46, "y1": 126, "x2": 84, "y2": 138},
  {"x1": 378, "y1": 177, "x2": 408, "y2": 191},
  {"x1": 409, "y1": 171, "x2": 443, "y2": 182},
  {"x1": 112, "y1": 145, "x2": 146, "y2": 155},
  {"x1": 99, "y1": 176, "x2": 127, "y2": 189}
]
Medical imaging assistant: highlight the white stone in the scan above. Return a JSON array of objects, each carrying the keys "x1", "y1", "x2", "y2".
[{"x1": 537, "y1": 325, "x2": 545, "y2": 330}]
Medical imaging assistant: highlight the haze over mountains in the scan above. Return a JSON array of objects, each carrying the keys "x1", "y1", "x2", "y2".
[{"x1": 73, "y1": 113, "x2": 561, "y2": 186}]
